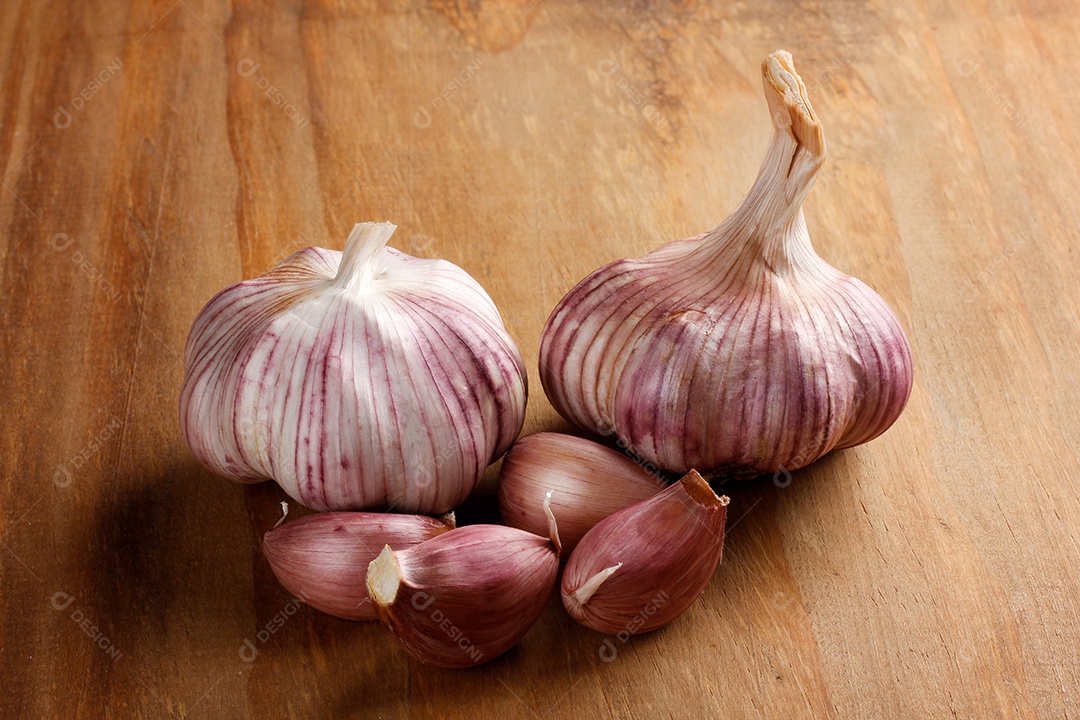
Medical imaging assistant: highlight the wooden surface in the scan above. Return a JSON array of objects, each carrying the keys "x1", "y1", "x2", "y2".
[{"x1": 2, "y1": 0, "x2": 1078, "y2": 717}]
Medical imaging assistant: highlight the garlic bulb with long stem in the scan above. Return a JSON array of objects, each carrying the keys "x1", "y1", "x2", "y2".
[
  {"x1": 539, "y1": 51, "x2": 913, "y2": 478},
  {"x1": 180, "y1": 222, "x2": 527, "y2": 513}
]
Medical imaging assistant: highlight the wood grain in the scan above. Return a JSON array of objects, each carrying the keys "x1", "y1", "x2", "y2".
[{"x1": 2, "y1": 0, "x2": 1078, "y2": 717}]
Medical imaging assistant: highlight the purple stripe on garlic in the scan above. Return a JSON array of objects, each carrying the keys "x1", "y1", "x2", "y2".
[
  {"x1": 497, "y1": 432, "x2": 664, "y2": 554},
  {"x1": 366, "y1": 521, "x2": 561, "y2": 668},
  {"x1": 561, "y1": 469, "x2": 729, "y2": 635},
  {"x1": 262, "y1": 510, "x2": 456, "y2": 621},
  {"x1": 539, "y1": 50, "x2": 913, "y2": 478},
  {"x1": 180, "y1": 222, "x2": 527, "y2": 514}
]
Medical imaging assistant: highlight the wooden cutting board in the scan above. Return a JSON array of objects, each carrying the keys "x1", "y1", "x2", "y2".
[{"x1": 2, "y1": 0, "x2": 1077, "y2": 717}]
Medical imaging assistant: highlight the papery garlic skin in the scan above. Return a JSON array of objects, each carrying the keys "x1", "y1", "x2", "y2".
[
  {"x1": 180, "y1": 222, "x2": 527, "y2": 514},
  {"x1": 539, "y1": 51, "x2": 913, "y2": 478},
  {"x1": 262, "y1": 511, "x2": 455, "y2": 621},
  {"x1": 498, "y1": 432, "x2": 663, "y2": 553},
  {"x1": 366, "y1": 524, "x2": 560, "y2": 668},
  {"x1": 561, "y1": 470, "x2": 728, "y2": 635}
]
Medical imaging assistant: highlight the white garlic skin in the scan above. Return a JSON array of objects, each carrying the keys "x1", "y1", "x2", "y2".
[
  {"x1": 539, "y1": 51, "x2": 913, "y2": 478},
  {"x1": 180, "y1": 222, "x2": 527, "y2": 514}
]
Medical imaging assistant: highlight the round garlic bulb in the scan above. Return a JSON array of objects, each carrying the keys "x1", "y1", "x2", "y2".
[
  {"x1": 180, "y1": 222, "x2": 527, "y2": 514},
  {"x1": 539, "y1": 51, "x2": 913, "y2": 478}
]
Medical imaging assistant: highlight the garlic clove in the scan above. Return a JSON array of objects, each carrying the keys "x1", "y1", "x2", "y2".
[
  {"x1": 561, "y1": 470, "x2": 729, "y2": 635},
  {"x1": 180, "y1": 221, "x2": 527, "y2": 514},
  {"x1": 366, "y1": 520, "x2": 560, "y2": 668},
  {"x1": 498, "y1": 432, "x2": 664, "y2": 553},
  {"x1": 539, "y1": 50, "x2": 913, "y2": 479},
  {"x1": 262, "y1": 511, "x2": 455, "y2": 621}
]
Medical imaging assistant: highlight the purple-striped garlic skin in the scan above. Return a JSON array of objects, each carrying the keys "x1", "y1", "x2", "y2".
[
  {"x1": 262, "y1": 511, "x2": 456, "y2": 621},
  {"x1": 366, "y1": 524, "x2": 561, "y2": 668},
  {"x1": 498, "y1": 432, "x2": 664, "y2": 554},
  {"x1": 180, "y1": 222, "x2": 527, "y2": 514},
  {"x1": 561, "y1": 470, "x2": 728, "y2": 635},
  {"x1": 539, "y1": 51, "x2": 913, "y2": 479}
]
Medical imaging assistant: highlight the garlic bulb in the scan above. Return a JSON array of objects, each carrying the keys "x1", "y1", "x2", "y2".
[
  {"x1": 180, "y1": 222, "x2": 527, "y2": 514},
  {"x1": 366, "y1": 514, "x2": 560, "y2": 667},
  {"x1": 498, "y1": 432, "x2": 663, "y2": 553},
  {"x1": 262, "y1": 511, "x2": 455, "y2": 621},
  {"x1": 561, "y1": 470, "x2": 728, "y2": 634},
  {"x1": 539, "y1": 51, "x2": 913, "y2": 478}
]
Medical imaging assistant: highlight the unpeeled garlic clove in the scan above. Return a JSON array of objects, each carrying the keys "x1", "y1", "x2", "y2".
[
  {"x1": 366, "y1": 515, "x2": 560, "y2": 668},
  {"x1": 561, "y1": 470, "x2": 728, "y2": 635},
  {"x1": 498, "y1": 432, "x2": 664, "y2": 553},
  {"x1": 262, "y1": 511, "x2": 455, "y2": 621},
  {"x1": 539, "y1": 50, "x2": 913, "y2": 479},
  {"x1": 180, "y1": 221, "x2": 527, "y2": 514}
]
